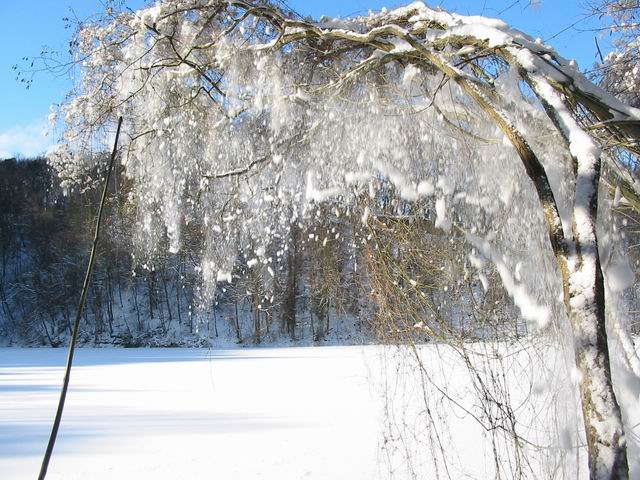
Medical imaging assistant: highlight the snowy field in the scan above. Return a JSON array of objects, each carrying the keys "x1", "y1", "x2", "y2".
[
  {"x1": 1, "y1": 346, "x2": 387, "y2": 480},
  {"x1": 2, "y1": 345, "x2": 636, "y2": 479}
]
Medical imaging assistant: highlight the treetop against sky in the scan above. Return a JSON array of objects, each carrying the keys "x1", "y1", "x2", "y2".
[{"x1": 0, "y1": 0, "x2": 606, "y2": 159}]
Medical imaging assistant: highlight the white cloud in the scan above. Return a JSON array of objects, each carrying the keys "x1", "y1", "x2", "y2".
[{"x1": 0, "y1": 119, "x2": 53, "y2": 159}]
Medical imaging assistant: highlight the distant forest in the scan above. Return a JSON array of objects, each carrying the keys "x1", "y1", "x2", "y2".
[{"x1": 1, "y1": 157, "x2": 637, "y2": 347}]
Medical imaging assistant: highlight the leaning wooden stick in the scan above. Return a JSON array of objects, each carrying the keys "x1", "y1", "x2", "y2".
[{"x1": 38, "y1": 116, "x2": 123, "y2": 480}]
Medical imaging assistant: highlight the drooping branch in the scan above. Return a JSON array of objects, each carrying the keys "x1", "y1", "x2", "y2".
[
  {"x1": 49, "y1": 3, "x2": 640, "y2": 478},
  {"x1": 204, "y1": 154, "x2": 269, "y2": 179},
  {"x1": 249, "y1": 13, "x2": 570, "y2": 279}
]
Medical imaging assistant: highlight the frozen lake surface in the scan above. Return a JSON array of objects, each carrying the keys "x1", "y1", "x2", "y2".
[
  {"x1": 0, "y1": 346, "x2": 384, "y2": 480},
  {"x1": 4, "y1": 344, "x2": 635, "y2": 479}
]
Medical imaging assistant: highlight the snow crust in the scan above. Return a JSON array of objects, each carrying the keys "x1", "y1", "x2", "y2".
[
  {"x1": 0, "y1": 347, "x2": 379, "y2": 480},
  {"x1": 0, "y1": 343, "x2": 615, "y2": 479}
]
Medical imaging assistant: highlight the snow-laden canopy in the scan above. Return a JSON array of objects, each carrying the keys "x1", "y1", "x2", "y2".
[{"x1": 48, "y1": 1, "x2": 640, "y2": 478}]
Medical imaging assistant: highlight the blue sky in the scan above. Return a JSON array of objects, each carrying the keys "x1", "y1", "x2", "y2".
[{"x1": 0, "y1": 0, "x2": 606, "y2": 158}]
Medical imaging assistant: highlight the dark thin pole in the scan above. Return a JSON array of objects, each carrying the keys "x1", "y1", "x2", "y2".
[{"x1": 38, "y1": 117, "x2": 123, "y2": 480}]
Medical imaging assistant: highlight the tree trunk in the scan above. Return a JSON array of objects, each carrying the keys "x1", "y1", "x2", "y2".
[
  {"x1": 211, "y1": 301, "x2": 218, "y2": 338},
  {"x1": 249, "y1": 295, "x2": 258, "y2": 344},
  {"x1": 175, "y1": 260, "x2": 182, "y2": 328},
  {"x1": 569, "y1": 256, "x2": 628, "y2": 479},
  {"x1": 234, "y1": 300, "x2": 241, "y2": 342},
  {"x1": 282, "y1": 223, "x2": 299, "y2": 339},
  {"x1": 448, "y1": 59, "x2": 630, "y2": 479},
  {"x1": 566, "y1": 156, "x2": 627, "y2": 479},
  {"x1": 162, "y1": 273, "x2": 173, "y2": 327}
]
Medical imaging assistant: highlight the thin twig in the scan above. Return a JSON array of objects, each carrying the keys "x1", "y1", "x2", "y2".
[
  {"x1": 594, "y1": 36, "x2": 605, "y2": 64},
  {"x1": 37, "y1": 116, "x2": 123, "y2": 480},
  {"x1": 203, "y1": 154, "x2": 269, "y2": 179}
]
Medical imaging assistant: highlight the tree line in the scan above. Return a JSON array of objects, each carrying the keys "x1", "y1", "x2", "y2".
[{"x1": 0, "y1": 156, "x2": 558, "y2": 347}]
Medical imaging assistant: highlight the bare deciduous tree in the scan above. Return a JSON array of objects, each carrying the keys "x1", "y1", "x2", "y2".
[{"x1": 45, "y1": 1, "x2": 640, "y2": 477}]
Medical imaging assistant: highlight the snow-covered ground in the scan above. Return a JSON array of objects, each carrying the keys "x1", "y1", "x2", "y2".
[
  {"x1": 1, "y1": 346, "x2": 387, "y2": 480},
  {"x1": 2, "y1": 344, "x2": 636, "y2": 479}
]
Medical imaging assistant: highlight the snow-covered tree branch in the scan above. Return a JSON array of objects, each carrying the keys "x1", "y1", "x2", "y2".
[{"x1": 47, "y1": 1, "x2": 640, "y2": 478}]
